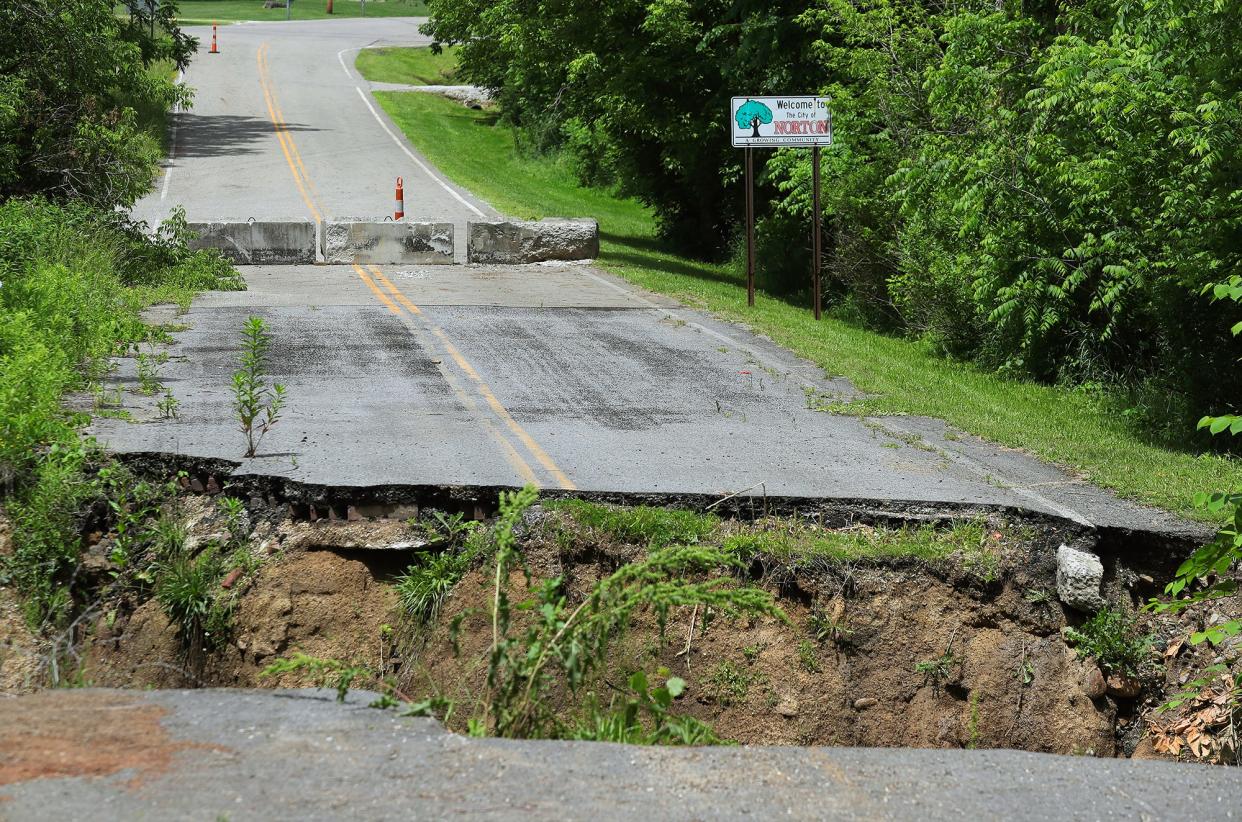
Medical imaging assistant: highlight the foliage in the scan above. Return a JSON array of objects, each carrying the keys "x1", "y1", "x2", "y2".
[
  {"x1": 705, "y1": 660, "x2": 754, "y2": 705},
  {"x1": 569, "y1": 669, "x2": 723, "y2": 745},
  {"x1": 1150, "y1": 275, "x2": 1242, "y2": 645},
  {"x1": 479, "y1": 485, "x2": 783, "y2": 738},
  {"x1": 156, "y1": 546, "x2": 231, "y2": 655},
  {"x1": 260, "y1": 653, "x2": 371, "y2": 703},
  {"x1": 797, "y1": 639, "x2": 821, "y2": 673},
  {"x1": 232, "y1": 316, "x2": 286, "y2": 458},
  {"x1": 1063, "y1": 608, "x2": 1152, "y2": 678},
  {"x1": 915, "y1": 650, "x2": 957, "y2": 688},
  {"x1": 397, "y1": 544, "x2": 478, "y2": 622},
  {"x1": 0, "y1": 0, "x2": 196, "y2": 208},
  {"x1": 0, "y1": 197, "x2": 239, "y2": 626}
]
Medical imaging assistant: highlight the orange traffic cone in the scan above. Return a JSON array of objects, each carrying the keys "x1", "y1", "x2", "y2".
[
  {"x1": 209, "y1": 24, "x2": 219, "y2": 54},
  {"x1": 394, "y1": 177, "x2": 405, "y2": 220}
]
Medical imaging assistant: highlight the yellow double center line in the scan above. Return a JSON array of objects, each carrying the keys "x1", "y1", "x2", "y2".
[
  {"x1": 257, "y1": 43, "x2": 322, "y2": 222},
  {"x1": 256, "y1": 42, "x2": 574, "y2": 490}
]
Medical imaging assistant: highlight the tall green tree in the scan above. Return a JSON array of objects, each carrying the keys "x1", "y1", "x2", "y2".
[{"x1": 0, "y1": 0, "x2": 196, "y2": 209}]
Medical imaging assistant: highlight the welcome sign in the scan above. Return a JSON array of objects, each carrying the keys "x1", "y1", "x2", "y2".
[{"x1": 730, "y1": 96, "x2": 833, "y2": 148}]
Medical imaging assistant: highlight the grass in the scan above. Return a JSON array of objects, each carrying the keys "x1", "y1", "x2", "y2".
[
  {"x1": 721, "y1": 520, "x2": 989, "y2": 564},
  {"x1": 365, "y1": 87, "x2": 1242, "y2": 522},
  {"x1": 548, "y1": 500, "x2": 997, "y2": 566},
  {"x1": 547, "y1": 500, "x2": 718, "y2": 549},
  {"x1": 166, "y1": 0, "x2": 426, "y2": 25},
  {"x1": 355, "y1": 45, "x2": 458, "y2": 85}
]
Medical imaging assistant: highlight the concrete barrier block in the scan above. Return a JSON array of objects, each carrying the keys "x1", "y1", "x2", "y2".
[
  {"x1": 187, "y1": 220, "x2": 317, "y2": 264},
  {"x1": 466, "y1": 218, "x2": 599, "y2": 264},
  {"x1": 321, "y1": 220, "x2": 454, "y2": 265}
]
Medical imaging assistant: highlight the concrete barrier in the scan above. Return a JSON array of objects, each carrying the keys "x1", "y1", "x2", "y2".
[
  {"x1": 466, "y1": 219, "x2": 599, "y2": 264},
  {"x1": 321, "y1": 220, "x2": 454, "y2": 265},
  {"x1": 187, "y1": 220, "x2": 317, "y2": 264}
]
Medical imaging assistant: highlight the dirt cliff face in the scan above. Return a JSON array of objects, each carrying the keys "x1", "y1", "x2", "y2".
[{"x1": 78, "y1": 503, "x2": 1160, "y2": 756}]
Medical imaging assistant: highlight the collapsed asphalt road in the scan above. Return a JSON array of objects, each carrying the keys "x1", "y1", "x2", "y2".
[
  {"x1": 1, "y1": 689, "x2": 1238, "y2": 821},
  {"x1": 91, "y1": 262, "x2": 1198, "y2": 538}
]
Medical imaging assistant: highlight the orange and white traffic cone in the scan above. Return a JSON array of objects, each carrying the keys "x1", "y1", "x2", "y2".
[
  {"x1": 394, "y1": 177, "x2": 404, "y2": 220},
  {"x1": 209, "y1": 24, "x2": 219, "y2": 54}
]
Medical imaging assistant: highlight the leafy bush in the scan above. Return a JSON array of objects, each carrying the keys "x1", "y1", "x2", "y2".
[
  {"x1": 1150, "y1": 275, "x2": 1242, "y2": 646},
  {"x1": 0, "y1": 197, "x2": 240, "y2": 626},
  {"x1": 0, "y1": 0, "x2": 195, "y2": 208}
]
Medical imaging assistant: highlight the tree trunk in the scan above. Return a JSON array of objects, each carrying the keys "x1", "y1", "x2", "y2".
[{"x1": 750, "y1": 118, "x2": 761, "y2": 138}]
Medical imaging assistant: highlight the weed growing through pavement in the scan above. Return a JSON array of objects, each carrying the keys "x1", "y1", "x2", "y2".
[
  {"x1": 135, "y1": 352, "x2": 163, "y2": 395},
  {"x1": 157, "y1": 388, "x2": 180, "y2": 419},
  {"x1": 232, "y1": 316, "x2": 286, "y2": 458}
]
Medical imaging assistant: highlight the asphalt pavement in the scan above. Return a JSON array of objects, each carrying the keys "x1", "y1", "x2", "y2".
[
  {"x1": 133, "y1": 17, "x2": 499, "y2": 256},
  {"x1": 1, "y1": 689, "x2": 1237, "y2": 821},
  {"x1": 108, "y1": 19, "x2": 1204, "y2": 539}
]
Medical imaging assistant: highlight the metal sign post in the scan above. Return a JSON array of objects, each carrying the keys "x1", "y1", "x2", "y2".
[
  {"x1": 731, "y1": 96, "x2": 832, "y2": 317},
  {"x1": 745, "y1": 147, "x2": 755, "y2": 307},
  {"x1": 812, "y1": 145, "x2": 821, "y2": 320}
]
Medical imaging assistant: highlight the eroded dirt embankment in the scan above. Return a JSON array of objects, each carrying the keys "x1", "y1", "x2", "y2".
[{"x1": 11, "y1": 462, "x2": 1220, "y2": 763}]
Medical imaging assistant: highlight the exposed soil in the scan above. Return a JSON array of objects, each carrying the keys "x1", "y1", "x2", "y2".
[
  {"x1": 88, "y1": 549, "x2": 401, "y2": 688},
  {"x1": 7, "y1": 478, "x2": 1240, "y2": 762}
]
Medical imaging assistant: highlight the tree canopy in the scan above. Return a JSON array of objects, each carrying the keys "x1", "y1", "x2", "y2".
[{"x1": 0, "y1": 0, "x2": 195, "y2": 209}]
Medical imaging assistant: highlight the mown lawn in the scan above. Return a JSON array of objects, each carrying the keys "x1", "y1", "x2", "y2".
[
  {"x1": 166, "y1": 0, "x2": 426, "y2": 25},
  {"x1": 356, "y1": 45, "x2": 458, "y2": 85},
  {"x1": 367, "y1": 85, "x2": 1240, "y2": 523}
]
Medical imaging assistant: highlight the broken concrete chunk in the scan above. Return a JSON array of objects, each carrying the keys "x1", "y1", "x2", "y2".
[
  {"x1": 466, "y1": 218, "x2": 599, "y2": 264},
  {"x1": 321, "y1": 219, "x2": 454, "y2": 265},
  {"x1": 187, "y1": 220, "x2": 317, "y2": 264},
  {"x1": 1056, "y1": 543, "x2": 1105, "y2": 613}
]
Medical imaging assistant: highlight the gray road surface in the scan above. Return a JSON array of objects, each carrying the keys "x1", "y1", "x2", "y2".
[
  {"x1": 1, "y1": 689, "x2": 1237, "y2": 821},
  {"x1": 108, "y1": 20, "x2": 1204, "y2": 539},
  {"x1": 91, "y1": 263, "x2": 1198, "y2": 537},
  {"x1": 133, "y1": 18, "x2": 499, "y2": 255}
]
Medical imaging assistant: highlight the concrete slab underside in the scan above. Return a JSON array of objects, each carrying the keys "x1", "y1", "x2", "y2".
[{"x1": 90, "y1": 264, "x2": 1198, "y2": 538}]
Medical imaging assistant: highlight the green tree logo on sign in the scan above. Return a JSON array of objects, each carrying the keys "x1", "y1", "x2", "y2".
[{"x1": 735, "y1": 100, "x2": 773, "y2": 138}]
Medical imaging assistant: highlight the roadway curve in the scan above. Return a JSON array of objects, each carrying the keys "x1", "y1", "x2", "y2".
[{"x1": 108, "y1": 19, "x2": 1201, "y2": 539}]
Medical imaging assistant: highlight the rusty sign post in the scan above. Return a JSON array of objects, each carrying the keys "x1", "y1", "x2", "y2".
[{"x1": 731, "y1": 96, "x2": 833, "y2": 318}]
